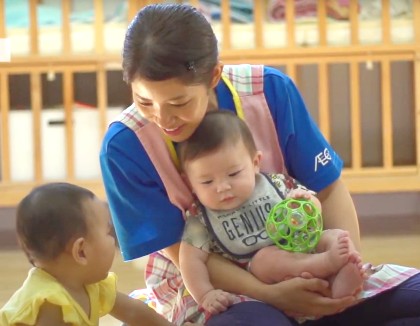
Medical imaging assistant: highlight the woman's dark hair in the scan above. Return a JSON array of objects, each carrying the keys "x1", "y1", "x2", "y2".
[
  {"x1": 16, "y1": 183, "x2": 95, "y2": 263},
  {"x1": 122, "y1": 4, "x2": 218, "y2": 85},
  {"x1": 177, "y1": 110, "x2": 257, "y2": 170}
]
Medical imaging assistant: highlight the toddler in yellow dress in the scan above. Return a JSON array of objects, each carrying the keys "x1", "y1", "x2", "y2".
[{"x1": 0, "y1": 182, "x2": 198, "y2": 326}]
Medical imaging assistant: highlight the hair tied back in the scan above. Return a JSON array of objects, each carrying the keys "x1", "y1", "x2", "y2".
[{"x1": 185, "y1": 61, "x2": 196, "y2": 72}]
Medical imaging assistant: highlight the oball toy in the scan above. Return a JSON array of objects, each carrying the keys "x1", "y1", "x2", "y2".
[{"x1": 265, "y1": 198, "x2": 323, "y2": 253}]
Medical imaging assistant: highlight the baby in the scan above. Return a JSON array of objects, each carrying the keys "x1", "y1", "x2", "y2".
[
  {"x1": 0, "y1": 182, "x2": 199, "y2": 326},
  {"x1": 177, "y1": 110, "x2": 365, "y2": 315}
]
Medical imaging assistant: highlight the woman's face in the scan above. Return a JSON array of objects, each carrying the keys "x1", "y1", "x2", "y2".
[{"x1": 131, "y1": 77, "x2": 213, "y2": 143}]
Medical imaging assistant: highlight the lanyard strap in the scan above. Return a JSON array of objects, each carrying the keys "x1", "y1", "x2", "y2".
[
  {"x1": 164, "y1": 73, "x2": 244, "y2": 169},
  {"x1": 221, "y1": 74, "x2": 245, "y2": 120},
  {"x1": 163, "y1": 134, "x2": 180, "y2": 170}
]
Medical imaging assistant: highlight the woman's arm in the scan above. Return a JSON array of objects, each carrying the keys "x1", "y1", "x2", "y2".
[
  {"x1": 317, "y1": 178, "x2": 361, "y2": 251},
  {"x1": 264, "y1": 70, "x2": 359, "y2": 247},
  {"x1": 206, "y1": 253, "x2": 355, "y2": 316}
]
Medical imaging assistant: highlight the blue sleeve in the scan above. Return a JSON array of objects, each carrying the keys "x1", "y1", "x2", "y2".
[
  {"x1": 100, "y1": 122, "x2": 185, "y2": 261},
  {"x1": 263, "y1": 66, "x2": 343, "y2": 192}
]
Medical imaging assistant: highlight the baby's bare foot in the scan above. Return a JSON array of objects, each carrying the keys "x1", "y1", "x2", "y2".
[
  {"x1": 331, "y1": 259, "x2": 365, "y2": 298},
  {"x1": 324, "y1": 231, "x2": 351, "y2": 273}
]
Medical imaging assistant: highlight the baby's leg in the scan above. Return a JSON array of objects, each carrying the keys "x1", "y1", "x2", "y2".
[{"x1": 249, "y1": 234, "x2": 350, "y2": 284}]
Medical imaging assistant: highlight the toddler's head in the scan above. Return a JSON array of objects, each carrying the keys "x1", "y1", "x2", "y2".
[
  {"x1": 178, "y1": 110, "x2": 262, "y2": 210},
  {"x1": 16, "y1": 183, "x2": 115, "y2": 283}
]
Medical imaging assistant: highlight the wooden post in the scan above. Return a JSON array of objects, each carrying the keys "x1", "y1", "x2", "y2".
[
  {"x1": 318, "y1": 62, "x2": 330, "y2": 141},
  {"x1": 317, "y1": 0, "x2": 327, "y2": 46},
  {"x1": 94, "y1": 0, "x2": 105, "y2": 54},
  {"x1": 350, "y1": 61, "x2": 362, "y2": 170},
  {"x1": 349, "y1": 0, "x2": 359, "y2": 45},
  {"x1": 29, "y1": 0, "x2": 39, "y2": 55},
  {"x1": 381, "y1": 0, "x2": 391, "y2": 45},
  {"x1": 286, "y1": 62, "x2": 299, "y2": 87},
  {"x1": 413, "y1": 0, "x2": 420, "y2": 173},
  {"x1": 97, "y1": 65, "x2": 108, "y2": 137},
  {"x1": 286, "y1": 63, "x2": 297, "y2": 84},
  {"x1": 254, "y1": 0, "x2": 264, "y2": 49},
  {"x1": 380, "y1": 59, "x2": 393, "y2": 169},
  {"x1": 0, "y1": 72, "x2": 11, "y2": 182},
  {"x1": 62, "y1": 0, "x2": 71, "y2": 54},
  {"x1": 63, "y1": 69, "x2": 75, "y2": 179},
  {"x1": 30, "y1": 72, "x2": 42, "y2": 181},
  {"x1": 221, "y1": 0, "x2": 232, "y2": 50},
  {"x1": 285, "y1": 0, "x2": 295, "y2": 47},
  {"x1": 0, "y1": 0, "x2": 5, "y2": 38}
]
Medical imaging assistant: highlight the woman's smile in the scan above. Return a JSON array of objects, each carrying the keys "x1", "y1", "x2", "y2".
[{"x1": 161, "y1": 125, "x2": 184, "y2": 136}]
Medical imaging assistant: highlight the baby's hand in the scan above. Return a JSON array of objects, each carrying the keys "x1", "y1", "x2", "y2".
[
  {"x1": 287, "y1": 188, "x2": 312, "y2": 200},
  {"x1": 200, "y1": 289, "x2": 235, "y2": 315}
]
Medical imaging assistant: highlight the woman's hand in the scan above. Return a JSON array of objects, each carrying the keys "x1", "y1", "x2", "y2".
[
  {"x1": 207, "y1": 252, "x2": 356, "y2": 318},
  {"x1": 263, "y1": 274, "x2": 356, "y2": 318}
]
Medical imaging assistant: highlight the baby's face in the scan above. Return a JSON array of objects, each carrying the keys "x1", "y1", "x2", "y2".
[
  {"x1": 82, "y1": 198, "x2": 116, "y2": 283},
  {"x1": 185, "y1": 140, "x2": 261, "y2": 211}
]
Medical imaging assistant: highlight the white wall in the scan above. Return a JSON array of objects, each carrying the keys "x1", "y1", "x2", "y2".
[{"x1": 8, "y1": 107, "x2": 122, "y2": 181}]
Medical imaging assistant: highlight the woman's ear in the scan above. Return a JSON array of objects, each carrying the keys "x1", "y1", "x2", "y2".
[
  {"x1": 71, "y1": 237, "x2": 88, "y2": 265},
  {"x1": 209, "y1": 61, "x2": 224, "y2": 88},
  {"x1": 253, "y1": 151, "x2": 263, "y2": 173}
]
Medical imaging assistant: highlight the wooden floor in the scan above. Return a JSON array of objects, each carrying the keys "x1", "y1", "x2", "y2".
[{"x1": 0, "y1": 214, "x2": 419, "y2": 325}]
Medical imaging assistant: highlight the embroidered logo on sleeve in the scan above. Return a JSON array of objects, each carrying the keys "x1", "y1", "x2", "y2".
[{"x1": 314, "y1": 148, "x2": 332, "y2": 171}]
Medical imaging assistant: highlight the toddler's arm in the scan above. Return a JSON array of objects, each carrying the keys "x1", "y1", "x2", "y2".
[{"x1": 111, "y1": 292, "x2": 202, "y2": 325}]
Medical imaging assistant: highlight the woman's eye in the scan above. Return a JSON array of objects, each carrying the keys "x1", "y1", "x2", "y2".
[
  {"x1": 171, "y1": 103, "x2": 186, "y2": 108},
  {"x1": 137, "y1": 102, "x2": 153, "y2": 107},
  {"x1": 171, "y1": 100, "x2": 191, "y2": 108}
]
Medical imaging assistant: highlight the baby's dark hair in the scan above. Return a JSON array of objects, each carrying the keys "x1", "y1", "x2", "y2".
[
  {"x1": 177, "y1": 110, "x2": 257, "y2": 170},
  {"x1": 122, "y1": 3, "x2": 218, "y2": 85},
  {"x1": 16, "y1": 183, "x2": 95, "y2": 263}
]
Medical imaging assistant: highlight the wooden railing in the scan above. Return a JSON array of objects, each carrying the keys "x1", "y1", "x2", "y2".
[{"x1": 0, "y1": 0, "x2": 419, "y2": 206}]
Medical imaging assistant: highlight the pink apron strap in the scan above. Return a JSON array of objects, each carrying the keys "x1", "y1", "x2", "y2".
[
  {"x1": 136, "y1": 123, "x2": 194, "y2": 214},
  {"x1": 242, "y1": 94, "x2": 285, "y2": 174},
  {"x1": 223, "y1": 64, "x2": 286, "y2": 174}
]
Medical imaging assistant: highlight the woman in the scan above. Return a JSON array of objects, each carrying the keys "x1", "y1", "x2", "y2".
[{"x1": 100, "y1": 3, "x2": 420, "y2": 325}]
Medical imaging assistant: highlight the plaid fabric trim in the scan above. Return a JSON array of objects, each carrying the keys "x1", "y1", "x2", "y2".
[
  {"x1": 359, "y1": 263, "x2": 420, "y2": 299},
  {"x1": 223, "y1": 64, "x2": 264, "y2": 96},
  {"x1": 115, "y1": 103, "x2": 149, "y2": 131},
  {"x1": 144, "y1": 252, "x2": 253, "y2": 325}
]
